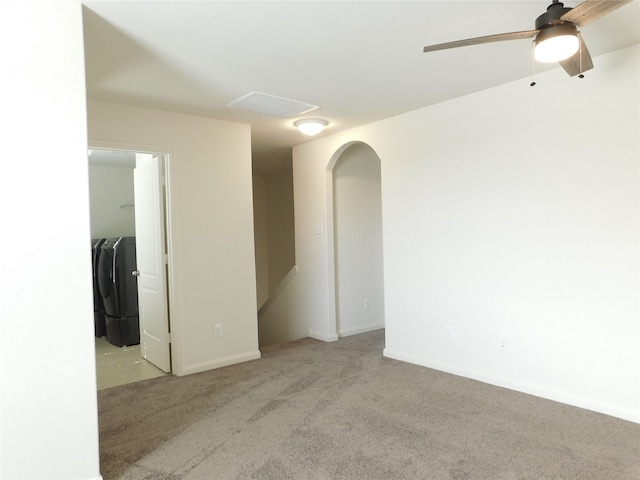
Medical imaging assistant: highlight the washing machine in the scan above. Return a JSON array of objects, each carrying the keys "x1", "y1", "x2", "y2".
[
  {"x1": 98, "y1": 236, "x2": 140, "y2": 347},
  {"x1": 91, "y1": 238, "x2": 106, "y2": 337}
]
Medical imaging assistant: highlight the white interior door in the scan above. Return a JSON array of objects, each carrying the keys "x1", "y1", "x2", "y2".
[{"x1": 134, "y1": 153, "x2": 171, "y2": 373}]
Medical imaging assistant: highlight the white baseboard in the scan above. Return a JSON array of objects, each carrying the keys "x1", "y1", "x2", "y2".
[
  {"x1": 339, "y1": 323, "x2": 385, "y2": 338},
  {"x1": 309, "y1": 329, "x2": 339, "y2": 342},
  {"x1": 383, "y1": 348, "x2": 640, "y2": 424},
  {"x1": 180, "y1": 350, "x2": 261, "y2": 376}
]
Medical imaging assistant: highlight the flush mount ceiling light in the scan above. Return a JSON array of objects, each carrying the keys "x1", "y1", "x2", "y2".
[
  {"x1": 294, "y1": 118, "x2": 328, "y2": 136},
  {"x1": 534, "y1": 23, "x2": 579, "y2": 62}
]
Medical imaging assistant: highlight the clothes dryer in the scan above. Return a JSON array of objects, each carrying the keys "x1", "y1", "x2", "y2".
[
  {"x1": 98, "y1": 236, "x2": 140, "y2": 347},
  {"x1": 91, "y1": 238, "x2": 106, "y2": 337}
]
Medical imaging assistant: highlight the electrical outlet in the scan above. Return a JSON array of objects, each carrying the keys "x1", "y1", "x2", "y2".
[
  {"x1": 499, "y1": 337, "x2": 508, "y2": 351},
  {"x1": 363, "y1": 298, "x2": 371, "y2": 310},
  {"x1": 446, "y1": 326, "x2": 455, "y2": 342},
  {"x1": 214, "y1": 324, "x2": 223, "y2": 338}
]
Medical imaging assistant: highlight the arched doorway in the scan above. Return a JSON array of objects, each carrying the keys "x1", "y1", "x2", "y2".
[{"x1": 331, "y1": 142, "x2": 385, "y2": 336}]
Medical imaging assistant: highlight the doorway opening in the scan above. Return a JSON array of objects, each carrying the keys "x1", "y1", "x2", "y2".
[
  {"x1": 329, "y1": 142, "x2": 385, "y2": 337},
  {"x1": 88, "y1": 147, "x2": 173, "y2": 389}
]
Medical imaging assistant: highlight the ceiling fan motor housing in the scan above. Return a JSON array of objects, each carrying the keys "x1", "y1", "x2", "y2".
[{"x1": 535, "y1": 2, "x2": 574, "y2": 29}]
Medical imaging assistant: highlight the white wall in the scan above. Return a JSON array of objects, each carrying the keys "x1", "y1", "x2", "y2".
[
  {"x1": 334, "y1": 143, "x2": 385, "y2": 336},
  {"x1": 88, "y1": 99, "x2": 260, "y2": 375},
  {"x1": 266, "y1": 169, "x2": 296, "y2": 290},
  {"x1": 257, "y1": 266, "x2": 308, "y2": 346},
  {"x1": 253, "y1": 174, "x2": 270, "y2": 307},
  {"x1": 253, "y1": 169, "x2": 296, "y2": 310},
  {"x1": 292, "y1": 45, "x2": 639, "y2": 423},
  {"x1": 254, "y1": 168, "x2": 298, "y2": 346},
  {"x1": 88, "y1": 164, "x2": 135, "y2": 238},
  {"x1": 0, "y1": 1, "x2": 102, "y2": 479}
]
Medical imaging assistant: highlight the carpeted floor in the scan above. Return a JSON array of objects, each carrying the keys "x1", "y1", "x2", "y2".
[{"x1": 98, "y1": 330, "x2": 639, "y2": 479}]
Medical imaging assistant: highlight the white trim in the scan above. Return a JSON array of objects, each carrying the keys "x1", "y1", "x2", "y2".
[
  {"x1": 383, "y1": 348, "x2": 640, "y2": 424},
  {"x1": 180, "y1": 350, "x2": 262, "y2": 376},
  {"x1": 325, "y1": 166, "x2": 338, "y2": 337},
  {"x1": 339, "y1": 323, "x2": 385, "y2": 338},
  {"x1": 310, "y1": 329, "x2": 339, "y2": 342}
]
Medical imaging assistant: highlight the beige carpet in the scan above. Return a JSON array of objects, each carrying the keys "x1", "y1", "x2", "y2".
[{"x1": 98, "y1": 330, "x2": 639, "y2": 479}]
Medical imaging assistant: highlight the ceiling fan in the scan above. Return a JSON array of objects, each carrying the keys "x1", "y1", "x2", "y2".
[{"x1": 422, "y1": 0, "x2": 632, "y2": 77}]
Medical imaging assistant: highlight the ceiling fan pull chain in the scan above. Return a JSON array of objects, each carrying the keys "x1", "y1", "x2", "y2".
[
  {"x1": 578, "y1": 38, "x2": 585, "y2": 79},
  {"x1": 530, "y1": 41, "x2": 537, "y2": 87}
]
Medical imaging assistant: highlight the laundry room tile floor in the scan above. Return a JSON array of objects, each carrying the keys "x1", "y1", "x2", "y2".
[{"x1": 95, "y1": 337, "x2": 167, "y2": 390}]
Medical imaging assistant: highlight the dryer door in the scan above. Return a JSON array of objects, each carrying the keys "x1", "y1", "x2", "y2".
[{"x1": 98, "y1": 239, "x2": 118, "y2": 317}]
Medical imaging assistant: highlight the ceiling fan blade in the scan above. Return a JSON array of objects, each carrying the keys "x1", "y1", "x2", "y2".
[
  {"x1": 423, "y1": 30, "x2": 537, "y2": 53},
  {"x1": 559, "y1": 32, "x2": 594, "y2": 76},
  {"x1": 561, "y1": 0, "x2": 633, "y2": 27}
]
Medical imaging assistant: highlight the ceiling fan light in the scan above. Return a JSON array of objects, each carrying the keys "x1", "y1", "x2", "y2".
[
  {"x1": 294, "y1": 118, "x2": 328, "y2": 136},
  {"x1": 534, "y1": 24, "x2": 579, "y2": 63}
]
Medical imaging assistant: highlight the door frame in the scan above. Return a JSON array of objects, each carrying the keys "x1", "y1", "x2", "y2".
[{"x1": 88, "y1": 139, "x2": 176, "y2": 373}]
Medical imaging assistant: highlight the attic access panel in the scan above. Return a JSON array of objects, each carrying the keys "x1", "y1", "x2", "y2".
[{"x1": 227, "y1": 91, "x2": 318, "y2": 118}]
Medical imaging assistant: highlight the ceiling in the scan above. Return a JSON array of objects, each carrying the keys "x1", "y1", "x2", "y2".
[
  {"x1": 83, "y1": 1, "x2": 639, "y2": 174},
  {"x1": 88, "y1": 148, "x2": 136, "y2": 167}
]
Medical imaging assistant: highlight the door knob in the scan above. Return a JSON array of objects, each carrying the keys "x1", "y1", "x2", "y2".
[{"x1": 131, "y1": 270, "x2": 140, "y2": 276}]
